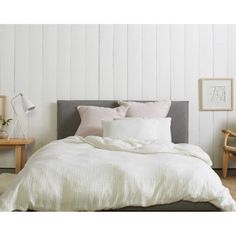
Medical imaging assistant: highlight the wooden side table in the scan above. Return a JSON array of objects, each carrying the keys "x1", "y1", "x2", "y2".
[{"x1": 0, "y1": 138, "x2": 35, "y2": 173}]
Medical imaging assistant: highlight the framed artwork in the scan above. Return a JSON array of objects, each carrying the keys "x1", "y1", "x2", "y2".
[
  {"x1": 199, "y1": 78, "x2": 233, "y2": 111},
  {"x1": 0, "y1": 95, "x2": 7, "y2": 120}
]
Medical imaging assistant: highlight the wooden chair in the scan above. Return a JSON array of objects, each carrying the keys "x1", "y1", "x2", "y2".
[{"x1": 222, "y1": 129, "x2": 236, "y2": 178}]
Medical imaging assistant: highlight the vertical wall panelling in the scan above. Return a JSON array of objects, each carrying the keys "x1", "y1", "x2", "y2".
[
  {"x1": 1, "y1": 24, "x2": 236, "y2": 168},
  {"x1": 127, "y1": 25, "x2": 142, "y2": 100},
  {"x1": 70, "y1": 25, "x2": 86, "y2": 100},
  {"x1": 28, "y1": 25, "x2": 43, "y2": 154},
  {"x1": 184, "y1": 25, "x2": 199, "y2": 145},
  {"x1": 213, "y1": 25, "x2": 228, "y2": 168},
  {"x1": 113, "y1": 25, "x2": 128, "y2": 99},
  {"x1": 227, "y1": 25, "x2": 236, "y2": 167},
  {"x1": 170, "y1": 25, "x2": 185, "y2": 100},
  {"x1": 99, "y1": 25, "x2": 114, "y2": 99},
  {"x1": 56, "y1": 25, "x2": 71, "y2": 100},
  {"x1": 42, "y1": 25, "x2": 57, "y2": 146},
  {"x1": 228, "y1": 25, "x2": 236, "y2": 129},
  {"x1": 0, "y1": 25, "x2": 15, "y2": 167},
  {"x1": 199, "y1": 25, "x2": 214, "y2": 162},
  {"x1": 85, "y1": 25, "x2": 99, "y2": 99},
  {"x1": 156, "y1": 25, "x2": 171, "y2": 100},
  {"x1": 14, "y1": 25, "x2": 30, "y2": 138},
  {"x1": 0, "y1": 29, "x2": 2, "y2": 91},
  {"x1": 228, "y1": 26, "x2": 236, "y2": 128},
  {"x1": 142, "y1": 25, "x2": 157, "y2": 100}
]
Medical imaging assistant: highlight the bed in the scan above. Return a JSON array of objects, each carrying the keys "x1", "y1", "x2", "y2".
[
  {"x1": 56, "y1": 100, "x2": 225, "y2": 211},
  {"x1": 0, "y1": 100, "x2": 235, "y2": 211}
]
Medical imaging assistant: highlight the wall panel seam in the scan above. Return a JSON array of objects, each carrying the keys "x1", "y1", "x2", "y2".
[
  {"x1": 226, "y1": 24, "x2": 229, "y2": 129},
  {"x1": 169, "y1": 25, "x2": 172, "y2": 99},
  {"x1": 13, "y1": 25, "x2": 16, "y2": 97},
  {"x1": 98, "y1": 25, "x2": 100, "y2": 100},
  {"x1": 155, "y1": 24, "x2": 158, "y2": 100},
  {"x1": 212, "y1": 24, "x2": 215, "y2": 165},
  {"x1": 69, "y1": 25, "x2": 72, "y2": 100},
  {"x1": 198, "y1": 24, "x2": 200, "y2": 144},
  {"x1": 112, "y1": 25, "x2": 115, "y2": 100},
  {"x1": 183, "y1": 25, "x2": 186, "y2": 100},
  {"x1": 127, "y1": 25, "x2": 129, "y2": 100}
]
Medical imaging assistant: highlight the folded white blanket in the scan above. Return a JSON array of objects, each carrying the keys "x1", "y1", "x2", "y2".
[
  {"x1": 0, "y1": 136, "x2": 235, "y2": 211},
  {"x1": 83, "y1": 136, "x2": 213, "y2": 165}
]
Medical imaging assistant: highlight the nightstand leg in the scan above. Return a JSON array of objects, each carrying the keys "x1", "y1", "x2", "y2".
[
  {"x1": 21, "y1": 145, "x2": 26, "y2": 169},
  {"x1": 15, "y1": 145, "x2": 22, "y2": 174}
]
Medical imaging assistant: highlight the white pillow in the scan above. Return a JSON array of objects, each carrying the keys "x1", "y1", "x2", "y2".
[
  {"x1": 102, "y1": 118, "x2": 172, "y2": 143},
  {"x1": 75, "y1": 105, "x2": 128, "y2": 137},
  {"x1": 118, "y1": 100, "x2": 171, "y2": 118}
]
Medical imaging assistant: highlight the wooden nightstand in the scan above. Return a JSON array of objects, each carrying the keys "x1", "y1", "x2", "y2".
[{"x1": 0, "y1": 138, "x2": 35, "y2": 173}]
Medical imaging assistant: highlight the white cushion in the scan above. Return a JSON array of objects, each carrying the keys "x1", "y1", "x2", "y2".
[{"x1": 102, "y1": 118, "x2": 172, "y2": 143}]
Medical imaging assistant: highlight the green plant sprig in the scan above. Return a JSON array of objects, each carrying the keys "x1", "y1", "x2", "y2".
[{"x1": 0, "y1": 118, "x2": 13, "y2": 127}]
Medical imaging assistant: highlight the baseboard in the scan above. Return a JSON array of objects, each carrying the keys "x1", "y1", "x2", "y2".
[
  {"x1": 213, "y1": 168, "x2": 236, "y2": 170},
  {"x1": 0, "y1": 168, "x2": 15, "y2": 174},
  {"x1": 1, "y1": 168, "x2": 236, "y2": 175}
]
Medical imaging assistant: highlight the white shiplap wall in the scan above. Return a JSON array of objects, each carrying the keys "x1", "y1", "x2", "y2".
[{"x1": 0, "y1": 24, "x2": 235, "y2": 168}]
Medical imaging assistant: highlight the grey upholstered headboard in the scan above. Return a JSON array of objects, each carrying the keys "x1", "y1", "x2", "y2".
[{"x1": 57, "y1": 101, "x2": 189, "y2": 143}]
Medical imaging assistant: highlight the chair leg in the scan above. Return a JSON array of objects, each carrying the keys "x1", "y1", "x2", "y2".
[{"x1": 222, "y1": 150, "x2": 229, "y2": 178}]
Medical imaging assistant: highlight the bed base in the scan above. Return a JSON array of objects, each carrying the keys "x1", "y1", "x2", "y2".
[{"x1": 106, "y1": 201, "x2": 220, "y2": 212}]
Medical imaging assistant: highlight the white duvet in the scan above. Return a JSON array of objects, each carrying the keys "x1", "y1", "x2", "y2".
[{"x1": 0, "y1": 136, "x2": 235, "y2": 211}]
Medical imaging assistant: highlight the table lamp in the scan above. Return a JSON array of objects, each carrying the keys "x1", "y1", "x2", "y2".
[{"x1": 8, "y1": 93, "x2": 35, "y2": 139}]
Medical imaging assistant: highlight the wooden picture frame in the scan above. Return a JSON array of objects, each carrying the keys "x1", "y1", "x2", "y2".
[
  {"x1": 199, "y1": 78, "x2": 233, "y2": 111},
  {"x1": 0, "y1": 95, "x2": 7, "y2": 120}
]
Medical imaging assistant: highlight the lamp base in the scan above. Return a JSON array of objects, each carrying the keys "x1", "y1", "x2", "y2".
[{"x1": 8, "y1": 118, "x2": 27, "y2": 140}]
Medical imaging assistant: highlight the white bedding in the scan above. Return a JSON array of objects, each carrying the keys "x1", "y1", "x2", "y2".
[{"x1": 0, "y1": 136, "x2": 235, "y2": 211}]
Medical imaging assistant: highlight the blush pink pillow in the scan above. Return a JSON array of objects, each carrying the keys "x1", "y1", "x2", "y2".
[
  {"x1": 118, "y1": 100, "x2": 171, "y2": 118},
  {"x1": 75, "y1": 105, "x2": 128, "y2": 137}
]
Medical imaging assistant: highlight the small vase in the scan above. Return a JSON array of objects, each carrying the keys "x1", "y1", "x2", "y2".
[{"x1": 0, "y1": 129, "x2": 8, "y2": 139}]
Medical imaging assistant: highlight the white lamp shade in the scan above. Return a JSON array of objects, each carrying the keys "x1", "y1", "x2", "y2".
[{"x1": 21, "y1": 95, "x2": 35, "y2": 113}]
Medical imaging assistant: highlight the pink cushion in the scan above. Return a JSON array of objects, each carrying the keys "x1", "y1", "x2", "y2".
[
  {"x1": 75, "y1": 105, "x2": 128, "y2": 137},
  {"x1": 118, "y1": 100, "x2": 171, "y2": 118}
]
